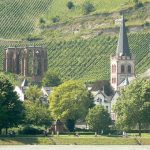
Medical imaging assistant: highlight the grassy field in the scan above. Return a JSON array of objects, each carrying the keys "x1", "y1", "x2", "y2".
[
  {"x1": 45, "y1": 0, "x2": 149, "y2": 22},
  {"x1": 0, "y1": 135, "x2": 150, "y2": 145},
  {"x1": 0, "y1": 32, "x2": 150, "y2": 82},
  {"x1": 45, "y1": 0, "x2": 133, "y2": 22}
]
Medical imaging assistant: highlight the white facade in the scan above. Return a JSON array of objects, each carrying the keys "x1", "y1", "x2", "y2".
[
  {"x1": 91, "y1": 90, "x2": 111, "y2": 113},
  {"x1": 14, "y1": 86, "x2": 25, "y2": 101}
]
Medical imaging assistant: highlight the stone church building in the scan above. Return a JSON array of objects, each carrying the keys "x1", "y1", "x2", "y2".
[
  {"x1": 110, "y1": 16, "x2": 136, "y2": 91},
  {"x1": 110, "y1": 16, "x2": 136, "y2": 120},
  {"x1": 3, "y1": 46, "x2": 48, "y2": 82}
]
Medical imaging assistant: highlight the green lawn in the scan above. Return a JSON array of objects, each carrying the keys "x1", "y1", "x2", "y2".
[{"x1": 0, "y1": 135, "x2": 150, "y2": 145}]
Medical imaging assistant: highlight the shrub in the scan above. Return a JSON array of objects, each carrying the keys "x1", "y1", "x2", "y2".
[
  {"x1": 26, "y1": 34, "x2": 42, "y2": 41},
  {"x1": 82, "y1": 2, "x2": 95, "y2": 15},
  {"x1": 67, "y1": 1, "x2": 74, "y2": 9},
  {"x1": 52, "y1": 16, "x2": 60, "y2": 23},
  {"x1": 144, "y1": 21, "x2": 150, "y2": 27},
  {"x1": 39, "y1": 17, "x2": 46, "y2": 24},
  {"x1": 134, "y1": 0, "x2": 143, "y2": 9},
  {"x1": 18, "y1": 126, "x2": 44, "y2": 135}
]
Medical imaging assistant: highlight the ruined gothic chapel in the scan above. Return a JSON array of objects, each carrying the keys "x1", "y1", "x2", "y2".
[
  {"x1": 3, "y1": 46, "x2": 48, "y2": 82},
  {"x1": 110, "y1": 16, "x2": 135, "y2": 91}
]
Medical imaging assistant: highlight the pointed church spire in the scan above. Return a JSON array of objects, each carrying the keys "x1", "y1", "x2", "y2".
[{"x1": 116, "y1": 15, "x2": 130, "y2": 56}]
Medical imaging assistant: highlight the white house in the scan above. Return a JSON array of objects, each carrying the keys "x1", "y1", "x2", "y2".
[
  {"x1": 14, "y1": 79, "x2": 53, "y2": 102},
  {"x1": 87, "y1": 80, "x2": 113, "y2": 113},
  {"x1": 91, "y1": 90, "x2": 112, "y2": 113}
]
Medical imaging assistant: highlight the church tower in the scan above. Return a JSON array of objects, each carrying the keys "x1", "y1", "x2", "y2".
[{"x1": 110, "y1": 16, "x2": 135, "y2": 91}]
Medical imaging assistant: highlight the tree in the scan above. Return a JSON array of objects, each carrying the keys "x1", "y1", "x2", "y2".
[
  {"x1": 133, "y1": 0, "x2": 143, "y2": 8},
  {"x1": 82, "y1": 2, "x2": 95, "y2": 15},
  {"x1": 25, "y1": 85, "x2": 42, "y2": 103},
  {"x1": 39, "y1": 17, "x2": 46, "y2": 24},
  {"x1": 114, "y1": 79, "x2": 150, "y2": 136},
  {"x1": 86, "y1": 105, "x2": 112, "y2": 133},
  {"x1": 67, "y1": 1, "x2": 74, "y2": 9},
  {"x1": 51, "y1": 16, "x2": 60, "y2": 23},
  {"x1": 0, "y1": 74, "x2": 24, "y2": 134},
  {"x1": 49, "y1": 80, "x2": 94, "y2": 131},
  {"x1": 24, "y1": 101, "x2": 52, "y2": 127},
  {"x1": 42, "y1": 70, "x2": 62, "y2": 87}
]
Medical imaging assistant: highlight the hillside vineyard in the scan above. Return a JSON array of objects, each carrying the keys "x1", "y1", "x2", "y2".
[{"x1": 0, "y1": 33, "x2": 150, "y2": 82}]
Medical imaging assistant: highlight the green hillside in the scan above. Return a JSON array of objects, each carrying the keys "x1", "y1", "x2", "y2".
[
  {"x1": 0, "y1": 0, "x2": 150, "y2": 83},
  {"x1": 0, "y1": 0, "x2": 52, "y2": 39},
  {"x1": 0, "y1": 33, "x2": 150, "y2": 82},
  {"x1": 0, "y1": 0, "x2": 150, "y2": 40},
  {"x1": 44, "y1": 0, "x2": 149, "y2": 22}
]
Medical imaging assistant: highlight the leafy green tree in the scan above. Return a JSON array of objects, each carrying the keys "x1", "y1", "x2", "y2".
[
  {"x1": 24, "y1": 101, "x2": 52, "y2": 127},
  {"x1": 67, "y1": 1, "x2": 74, "y2": 9},
  {"x1": 114, "y1": 79, "x2": 150, "y2": 136},
  {"x1": 42, "y1": 70, "x2": 62, "y2": 87},
  {"x1": 25, "y1": 85, "x2": 42, "y2": 103},
  {"x1": 86, "y1": 105, "x2": 112, "y2": 133},
  {"x1": 49, "y1": 80, "x2": 94, "y2": 131},
  {"x1": 82, "y1": 2, "x2": 95, "y2": 15},
  {"x1": 0, "y1": 74, "x2": 24, "y2": 135}
]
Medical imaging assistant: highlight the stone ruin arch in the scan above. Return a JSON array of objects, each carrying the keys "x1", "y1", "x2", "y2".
[{"x1": 3, "y1": 46, "x2": 48, "y2": 82}]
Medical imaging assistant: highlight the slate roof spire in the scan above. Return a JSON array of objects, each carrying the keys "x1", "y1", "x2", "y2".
[{"x1": 116, "y1": 15, "x2": 130, "y2": 56}]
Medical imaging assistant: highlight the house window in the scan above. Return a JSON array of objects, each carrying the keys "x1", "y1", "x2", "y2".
[
  {"x1": 121, "y1": 65, "x2": 125, "y2": 73},
  {"x1": 112, "y1": 78, "x2": 116, "y2": 84},
  {"x1": 112, "y1": 64, "x2": 116, "y2": 73},
  {"x1": 128, "y1": 65, "x2": 131, "y2": 74},
  {"x1": 96, "y1": 98, "x2": 102, "y2": 103}
]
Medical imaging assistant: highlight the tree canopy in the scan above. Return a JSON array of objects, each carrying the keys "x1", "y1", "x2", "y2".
[
  {"x1": 42, "y1": 70, "x2": 62, "y2": 87},
  {"x1": 114, "y1": 78, "x2": 150, "y2": 136},
  {"x1": 25, "y1": 85, "x2": 42, "y2": 103},
  {"x1": 86, "y1": 105, "x2": 112, "y2": 133},
  {"x1": 0, "y1": 74, "x2": 24, "y2": 134},
  {"x1": 67, "y1": 1, "x2": 74, "y2": 9},
  {"x1": 82, "y1": 2, "x2": 95, "y2": 15},
  {"x1": 24, "y1": 101, "x2": 52, "y2": 127},
  {"x1": 49, "y1": 80, "x2": 94, "y2": 131}
]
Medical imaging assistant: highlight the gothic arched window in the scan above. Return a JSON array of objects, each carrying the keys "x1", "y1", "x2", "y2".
[
  {"x1": 112, "y1": 64, "x2": 116, "y2": 73},
  {"x1": 121, "y1": 65, "x2": 125, "y2": 73},
  {"x1": 128, "y1": 65, "x2": 131, "y2": 74}
]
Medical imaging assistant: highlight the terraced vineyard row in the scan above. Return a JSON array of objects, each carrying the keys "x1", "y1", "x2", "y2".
[
  {"x1": 0, "y1": 33, "x2": 150, "y2": 82},
  {"x1": 0, "y1": 0, "x2": 52, "y2": 39}
]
